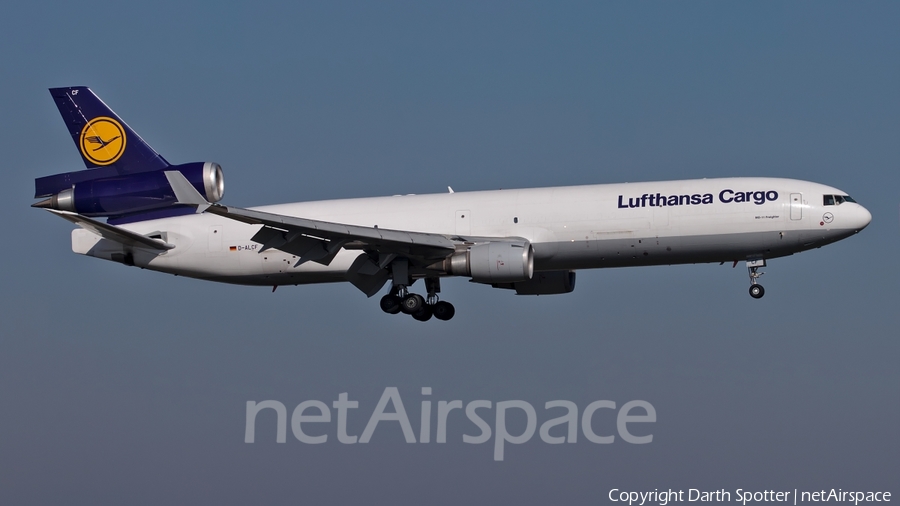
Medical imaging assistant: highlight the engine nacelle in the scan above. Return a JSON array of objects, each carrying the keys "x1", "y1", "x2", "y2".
[
  {"x1": 499, "y1": 270, "x2": 576, "y2": 295},
  {"x1": 444, "y1": 241, "x2": 534, "y2": 283},
  {"x1": 34, "y1": 162, "x2": 224, "y2": 217}
]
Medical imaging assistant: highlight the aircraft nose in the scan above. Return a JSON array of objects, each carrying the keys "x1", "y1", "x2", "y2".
[{"x1": 853, "y1": 204, "x2": 872, "y2": 231}]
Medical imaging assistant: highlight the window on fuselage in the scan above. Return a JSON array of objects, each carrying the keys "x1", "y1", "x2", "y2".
[{"x1": 823, "y1": 194, "x2": 856, "y2": 205}]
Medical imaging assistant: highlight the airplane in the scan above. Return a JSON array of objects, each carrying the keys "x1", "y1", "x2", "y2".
[{"x1": 33, "y1": 87, "x2": 872, "y2": 321}]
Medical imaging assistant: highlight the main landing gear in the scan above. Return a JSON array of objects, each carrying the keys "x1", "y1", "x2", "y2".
[
  {"x1": 379, "y1": 278, "x2": 455, "y2": 321},
  {"x1": 747, "y1": 259, "x2": 766, "y2": 299}
]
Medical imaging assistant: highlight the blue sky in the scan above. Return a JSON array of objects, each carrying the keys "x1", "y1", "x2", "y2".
[{"x1": 1, "y1": 2, "x2": 897, "y2": 504}]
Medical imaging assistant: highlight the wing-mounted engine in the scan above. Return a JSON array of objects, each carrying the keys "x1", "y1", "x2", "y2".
[
  {"x1": 439, "y1": 240, "x2": 534, "y2": 283},
  {"x1": 33, "y1": 162, "x2": 224, "y2": 217}
]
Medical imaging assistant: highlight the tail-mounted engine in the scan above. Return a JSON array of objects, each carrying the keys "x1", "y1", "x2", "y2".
[
  {"x1": 439, "y1": 241, "x2": 534, "y2": 283},
  {"x1": 33, "y1": 162, "x2": 224, "y2": 217}
]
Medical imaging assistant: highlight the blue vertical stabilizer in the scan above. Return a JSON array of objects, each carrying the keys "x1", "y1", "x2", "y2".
[{"x1": 36, "y1": 87, "x2": 171, "y2": 197}]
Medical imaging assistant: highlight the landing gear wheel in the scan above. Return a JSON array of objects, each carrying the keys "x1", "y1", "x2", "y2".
[
  {"x1": 749, "y1": 284, "x2": 765, "y2": 299},
  {"x1": 412, "y1": 304, "x2": 433, "y2": 322},
  {"x1": 401, "y1": 294, "x2": 426, "y2": 314},
  {"x1": 380, "y1": 294, "x2": 402, "y2": 314},
  {"x1": 432, "y1": 301, "x2": 455, "y2": 321}
]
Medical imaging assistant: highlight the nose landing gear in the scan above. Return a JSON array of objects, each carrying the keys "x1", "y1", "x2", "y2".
[
  {"x1": 747, "y1": 259, "x2": 766, "y2": 299},
  {"x1": 749, "y1": 283, "x2": 765, "y2": 299}
]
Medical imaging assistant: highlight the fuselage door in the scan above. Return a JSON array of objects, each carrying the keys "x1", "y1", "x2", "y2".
[
  {"x1": 208, "y1": 225, "x2": 224, "y2": 256},
  {"x1": 456, "y1": 210, "x2": 471, "y2": 236},
  {"x1": 790, "y1": 193, "x2": 803, "y2": 220}
]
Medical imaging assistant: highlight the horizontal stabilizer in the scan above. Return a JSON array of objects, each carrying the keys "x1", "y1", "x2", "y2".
[
  {"x1": 164, "y1": 170, "x2": 210, "y2": 212},
  {"x1": 45, "y1": 209, "x2": 173, "y2": 251}
]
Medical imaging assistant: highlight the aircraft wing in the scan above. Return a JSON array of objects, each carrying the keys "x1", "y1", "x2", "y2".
[
  {"x1": 207, "y1": 204, "x2": 457, "y2": 265},
  {"x1": 164, "y1": 171, "x2": 457, "y2": 267},
  {"x1": 45, "y1": 209, "x2": 174, "y2": 250}
]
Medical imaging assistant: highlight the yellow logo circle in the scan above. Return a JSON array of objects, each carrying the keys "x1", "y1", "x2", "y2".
[{"x1": 79, "y1": 117, "x2": 126, "y2": 165}]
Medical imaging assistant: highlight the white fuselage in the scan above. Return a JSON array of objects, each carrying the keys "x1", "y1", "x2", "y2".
[{"x1": 71, "y1": 177, "x2": 871, "y2": 287}]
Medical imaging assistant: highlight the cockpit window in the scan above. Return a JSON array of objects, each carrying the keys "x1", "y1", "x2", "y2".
[{"x1": 823, "y1": 194, "x2": 856, "y2": 206}]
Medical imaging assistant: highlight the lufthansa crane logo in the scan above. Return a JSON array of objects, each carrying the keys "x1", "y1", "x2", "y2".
[{"x1": 79, "y1": 117, "x2": 126, "y2": 165}]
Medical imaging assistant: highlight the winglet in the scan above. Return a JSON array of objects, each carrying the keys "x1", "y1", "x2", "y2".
[{"x1": 165, "y1": 170, "x2": 211, "y2": 213}]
